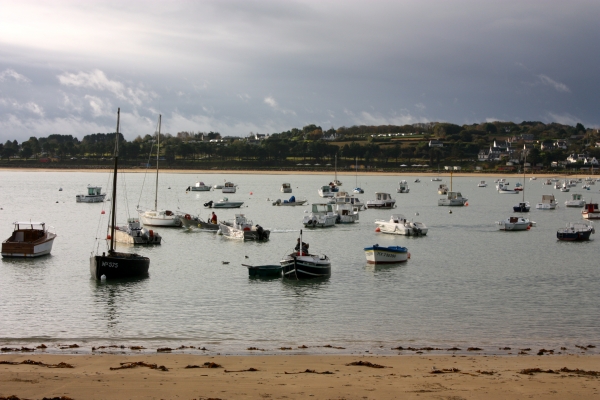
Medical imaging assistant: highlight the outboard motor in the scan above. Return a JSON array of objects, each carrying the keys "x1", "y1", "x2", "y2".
[{"x1": 204, "y1": 200, "x2": 214, "y2": 208}]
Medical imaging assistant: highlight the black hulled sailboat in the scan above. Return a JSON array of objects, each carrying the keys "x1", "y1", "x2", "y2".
[{"x1": 90, "y1": 108, "x2": 150, "y2": 280}]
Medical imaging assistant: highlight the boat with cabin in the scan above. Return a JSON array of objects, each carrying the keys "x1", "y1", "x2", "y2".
[
  {"x1": 114, "y1": 218, "x2": 161, "y2": 245},
  {"x1": 318, "y1": 184, "x2": 337, "y2": 198},
  {"x1": 536, "y1": 194, "x2": 557, "y2": 210},
  {"x1": 374, "y1": 214, "x2": 428, "y2": 236},
  {"x1": 557, "y1": 222, "x2": 595, "y2": 241},
  {"x1": 219, "y1": 214, "x2": 270, "y2": 241},
  {"x1": 187, "y1": 181, "x2": 211, "y2": 191},
  {"x1": 582, "y1": 202, "x2": 600, "y2": 220},
  {"x1": 2, "y1": 221, "x2": 57, "y2": 258},
  {"x1": 280, "y1": 183, "x2": 292, "y2": 193},
  {"x1": 334, "y1": 203, "x2": 359, "y2": 223},
  {"x1": 565, "y1": 193, "x2": 586, "y2": 207},
  {"x1": 557, "y1": 221, "x2": 594, "y2": 241},
  {"x1": 366, "y1": 192, "x2": 396, "y2": 209},
  {"x1": 477, "y1": 181, "x2": 487, "y2": 187},
  {"x1": 364, "y1": 244, "x2": 409, "y2": 264},
  {"x1": 327, "y1": 191, "x2": 366, "y2": 210},
  {"x1": 513, "y1": 155, "x2": 530, "y2": 212},
  {"x1": 437, "y1": 183, "x2": 448, "y2": 194},
  {"x1": 498, "y1": 184, "x2": 518, "y2": 194},
  {"x1": 496, "y1": 216, "x2": 533, "y2": 231},
  {"x1": 302, "y1": 203, "x2": 337, "y2": 227},
  {"x1": 76, "y1": 186, "x2": 106, "y2": 203},
  {"x1": 222, "y1": 182, "x2": 237, "y2": 193},
  {"x1": 179, "y1": 213, "x2": 221, "y2": 230},
  {"x1": 396, "y1": 180, "x2": 410, "y2": 193}
]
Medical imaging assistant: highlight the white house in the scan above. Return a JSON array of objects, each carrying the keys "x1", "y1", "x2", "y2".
[{"x1": 429, "y1": 140, "x2": 443, "y2": 147}]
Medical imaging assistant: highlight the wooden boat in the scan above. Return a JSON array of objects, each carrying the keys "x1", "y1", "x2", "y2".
[
  {"x1": 244, "y1": 264, "x2": 282, "y2": 277},
  {"x1": 2, "y1": 221, "x2": 57, "y2": 257},
  {"x1": 90, "y1": 108, "x2": 150, "y2": 280},
  {"x1": 364, "y1": 244, "x2": 409, "y2": 264},
  {"x1": 281, "y1": 231, "x2": 331, "y2": 279}
]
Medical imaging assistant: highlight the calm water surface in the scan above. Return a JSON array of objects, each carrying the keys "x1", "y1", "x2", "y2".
[{"x1": 0, "y1": 171, "x2": 599, "y2": 354}]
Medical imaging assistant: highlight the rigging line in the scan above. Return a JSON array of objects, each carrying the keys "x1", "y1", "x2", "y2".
[{"x1": 136, "y1": 139, "x2": 156, "y2": 209}]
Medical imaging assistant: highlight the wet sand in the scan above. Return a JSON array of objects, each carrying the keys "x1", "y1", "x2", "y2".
[{"x1": 1, "y1": 354, "x2": 598, "y2": 399}]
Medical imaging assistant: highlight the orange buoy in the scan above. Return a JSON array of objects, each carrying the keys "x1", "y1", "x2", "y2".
[
  {"x1": 149, "y1": 229, "x2": 154, "y2": 236},
  {"x1": 250, "y1": 192, "x2": 253, "y2": 195},
  {"x1": 465, "y1": 202, "x2": 469, "y2": 206},
  {"x1": 101, "y1": 210, "x2": 105, "y2": 214},
  {"x1": 106, "y1": 234, "x2": 111, "y2": 240},
  {"x1": 408, "y1": 252, "x2": 411, "y2": 259},
  {"x1": 375, "y1": 227, "x2": 381, "y2": 232}
]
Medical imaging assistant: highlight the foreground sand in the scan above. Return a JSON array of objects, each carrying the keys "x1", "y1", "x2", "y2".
[{"x1": 1, "y1": 354, "x2": 599, "y2": 399}]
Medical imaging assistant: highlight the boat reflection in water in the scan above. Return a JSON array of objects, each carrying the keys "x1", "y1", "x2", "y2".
[{"x1": 91, "y1": 276, "x2": 149, "y2": 332}]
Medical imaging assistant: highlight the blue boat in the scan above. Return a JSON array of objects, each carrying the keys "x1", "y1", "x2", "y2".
[
  {"x1": 364, "y1": 244, "x2": 409, "y2": 264},
  {"x1": 557, "y1": 222, "x2": 595, "y2": 241}
]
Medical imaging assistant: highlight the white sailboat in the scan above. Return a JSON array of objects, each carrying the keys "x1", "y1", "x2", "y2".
[{"x1": 138, "y1": 115, "x2": 182, "y2": 227}]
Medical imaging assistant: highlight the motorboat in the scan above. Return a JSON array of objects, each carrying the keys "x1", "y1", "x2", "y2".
[
  {"x1": 302, "y1": 203, "x2": 337, "y2": 228},
  {"x1": 438, "y1": 191, "x2": 467, "y2": 206},
  {"x1": 318, "y1": 185, "x2": 337, "y2": 198},
  {"x1": 2, "y1": 221, "x2": 57, "y2": 258},
  {"x1": 477, "y1": 181, "x2": 487, "y2": 187},
  {"x1": 396, "y1": 180, "x2": 410, "y2": 193},
  {"x1": 530, "y1": 177, "x2": 537, "y2": 181},
  {"x1": 114, "y1": 218, "x2": 161, "y2": 245},
  {"x1": 222, "y1": 182, "x2": 237, "y2": 193},
  {"x1": 559, "y1": 181, "x2": 570, "y2": 192},
  {"x1": 213, "y1": 183, "x2": 224, "y2": 189},
  {"x1": 496, "y1": 181, "x2": 510, "y2": 190},
  {"x1": 364, "y1": 244, "x2": 409, "y2": 264},
  {"x1": 374, "y1": 214, "x2": 428, "y2": 236},
  {"x1": 582, "y1": 202, "x2": 600, "y2": 220},
  {"x1": 513, "y1": 201, "x2": 531, "y2": 212},
  {"x1": 90, "y1": 109, "x2": 149, "y2": 280},
  {"x1": 332, "y1": 154, "x2": 342, "y2": 187},
  {"x1": 280, "y1": 183, "x2": 292, "y2": 193},
  {"x1": 281, "y1": 236, "x2": 331, "y2": 280},
  {"x1": 496, "y1": 216, "x2": 534, "y2": 231},
  {"x1": 437, "y1": 183, "x2": 448, "y2": 194},
  {"x1": 543, "y1": 179, "x2": 552, "y2": 185},
  {"x1": 272, "y1": 195, "x2": 308, "y2": 206},
  {"x1": 565, "y1": 193, "x2": 585, "y2": 208},
  {"x1": 219, "y1": 214, "x2": 270, "y2": 241},
  {"x1": 557, "y1": 221, "x2": 595, "y2": 241},
  {"x1": 366, "y1": 192, "x2": 396, "y2": 209},
  {"x1": 76, "y1": 186, "x2": 106, "y2": 203},
  {"x1": 514, "y1": 182, "x2": 523, "y2": 191},
  {"x1": 353, "y1": 187, "x2": 364, "y2": 194},
  {"x1": 327, "y1": 191, "x2": 366, "y2": 210},
  {"x1": 582, "y1": 184, "x2": 591, "y2": 190},
  {"x1": 352, "y1": 158, "x2": 363, "y2": 193},
  {"x1": 498, "y1": 185, "x2": 518, "y2": 194},
  {"x1": 138, "y1": 116, "x2": 181, "y2": 227},
  {"x1": 431, "y1": 177, "x2": 442, "y2": 182},
  {"x1": 414, "y1": 179, "x2": 421, "y2": 183},
  {"x1": 179, "y1": 213, "x2": 221, "y2": 230},
  {"x1": 536, "y1": 194, "x2": 557, "y2": 210},
  {"x1": 204, "y1": 198, "x2": 244, "y2": 208},
  {"x1": 187, "y1": 181, "x2": 211, "y2": 191},
  {"x1": 334, "y1": 203, "x2": 359, "y2": 223}
]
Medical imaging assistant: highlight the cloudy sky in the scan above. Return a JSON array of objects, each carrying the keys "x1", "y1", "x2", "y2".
[{"x1": 0, "y1": 0, "x2": 598, "y2": 142}]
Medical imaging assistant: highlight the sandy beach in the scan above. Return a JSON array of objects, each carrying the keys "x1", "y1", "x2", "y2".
[{"x1": 1, "y1": 353, "x2": 598, "y2": 399}]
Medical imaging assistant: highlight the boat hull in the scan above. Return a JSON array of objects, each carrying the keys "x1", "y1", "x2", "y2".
[
  {"x1": 114, "y1": 228, "x2": 161, "y2": 245},
  {"x1": 191, "y1": 187, "x2": 211, "y2": 191},
  {"x1": 557, "y1": 230, "x2": 593, "y2": 241},
  {"x1": 366, "y1": 202, "x2": 396, "y2": 209},
  {"x1": 1, "y1": 233, "x2": 56, "y2": 258},
  {"x1": 303, "y1": 215, "x2": 337, "y2": 228},
  {"x1": 219, "y1": 223, "x2": 270, "y2": 241},
  {"x1": 76, "y1": 195, "x2": 106, "y2": 203},
  {"x1": 90, "y1": 252, "x2": 150, "y2": 280},
  {"x1": 281, "y1": 254, "x2": 331, "y2": 279},
  {"x1": 364, "y1": 245, "x2": 408, "y2": 264},
  {"x1": 246, "y1": 264, "x2": 282, "y2": 277}
]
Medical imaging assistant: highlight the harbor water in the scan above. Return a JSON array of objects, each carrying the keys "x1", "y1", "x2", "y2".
[{"x1": 0, "y1": 171, "x2": 599, "y2": 354}]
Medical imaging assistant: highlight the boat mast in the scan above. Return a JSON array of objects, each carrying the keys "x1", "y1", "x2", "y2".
[
  {"x1": 335, "y1": 154, "x2": 337, "y2": 182},
  {"x1": 109, "y1": 108, "x2": 120, "y2": 253},
  {"x1": 522, "y1": 149, "x2": 526, "y2": 203},
  {"x1": 154, "y1": 115, "x2": 161, "y2": 211}
]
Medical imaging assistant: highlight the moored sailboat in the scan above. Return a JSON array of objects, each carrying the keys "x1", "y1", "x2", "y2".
[{"x1": 90, "y1": 108, "x2": 150, "y2": 280}]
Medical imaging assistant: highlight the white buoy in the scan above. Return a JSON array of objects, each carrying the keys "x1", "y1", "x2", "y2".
[{"x1": 100, "y1": 274, "x2": 106, "y2": 280}]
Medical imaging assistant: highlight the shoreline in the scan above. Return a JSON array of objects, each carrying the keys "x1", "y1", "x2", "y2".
[
  {"x1": 0, "y1": 167, "x2": 592, "y2": 179},
  {"x1": 1, "y1": 353, "x2": 598, "y2": 399}
]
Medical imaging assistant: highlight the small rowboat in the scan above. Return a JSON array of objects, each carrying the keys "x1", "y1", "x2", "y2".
[
  {"x1": 364, "y1": 244, "x2": 409, "y2": 264},
  {"x1": 243, "y1": 264, "x2": 282, "y2": 277}
]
